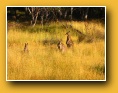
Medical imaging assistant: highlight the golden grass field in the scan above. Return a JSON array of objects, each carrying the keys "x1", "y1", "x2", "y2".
[{"x1": 7, "y1": 20, "x2": 105, "y2": 80}]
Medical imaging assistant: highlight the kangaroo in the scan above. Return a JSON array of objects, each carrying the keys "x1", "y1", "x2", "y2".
[
  {"x1": 65, "y1": 31, "x2": 74, "y2": 48},
  {"x1": 57, "y1": 41, "x2": 66, "y2": 52},
  {"x1": 24, "y1": 43, "x2": 29, "y2": 52}
]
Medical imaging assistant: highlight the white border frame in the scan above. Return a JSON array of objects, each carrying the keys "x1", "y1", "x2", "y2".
[{"x1": 6, "y1": 6, "x2": 106, "y2": 81}]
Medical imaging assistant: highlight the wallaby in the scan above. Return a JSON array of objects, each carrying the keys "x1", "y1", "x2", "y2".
[
  {"x1": 57, "y1": 41, "x2": 66, "y2": 52},
  {"x1": 24, "y1": 43, "x2": 29, "y2": 52},
  {"x1": 65, "y1": 31, "x2": 74, "y2": 48}
]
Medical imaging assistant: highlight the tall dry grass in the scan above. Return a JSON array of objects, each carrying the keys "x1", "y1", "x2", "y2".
[{"x1": 7, "y1": 20, "x2": 105, "y2": 80}]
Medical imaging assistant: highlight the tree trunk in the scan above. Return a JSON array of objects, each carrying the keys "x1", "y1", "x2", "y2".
[{"x1": 27, "y1": 7, "x2": 40, "y2": 27}]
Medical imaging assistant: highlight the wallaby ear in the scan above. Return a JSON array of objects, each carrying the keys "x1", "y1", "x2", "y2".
[{"x1": 24, "y1": 43, "x2": 28, "y2": 46}]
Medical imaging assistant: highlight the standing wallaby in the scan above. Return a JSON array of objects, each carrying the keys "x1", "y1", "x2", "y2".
[
  {"x1": 65, "y1": 31, "x2": 74, "y2": 48},
  {"x1": 57, "y1": 41, "x2": 66, "y2": 52},
  {"x1": 24, "y1": 43, "x2": 29, "y2": 52}
]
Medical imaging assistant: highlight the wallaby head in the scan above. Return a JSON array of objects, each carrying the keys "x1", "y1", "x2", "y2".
[
  {"x1": 25, "y1": 43, "x2": 28, "y2": 46},
  {"x1": 65, "y1": 31, "x2": 70, "y2": 35}
]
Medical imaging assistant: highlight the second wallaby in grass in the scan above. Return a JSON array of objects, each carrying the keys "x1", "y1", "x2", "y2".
[
  {"x1": 57, "y1": 41, "x2": 66, "y2": 52},
  {"x1": 24, "y1": 43, "x2": 29, "y2": 52}
]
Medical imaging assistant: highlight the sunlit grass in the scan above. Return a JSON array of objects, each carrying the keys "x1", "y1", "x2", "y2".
[{"x1": 7, "y1": 20, "x2": 105, "y2": 80}]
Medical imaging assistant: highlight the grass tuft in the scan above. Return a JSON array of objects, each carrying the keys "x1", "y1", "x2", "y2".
[{"x1": 7, "y1": 20, "x2": 105, "y2": 80}]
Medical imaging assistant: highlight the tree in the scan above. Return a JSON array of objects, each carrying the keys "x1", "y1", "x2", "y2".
[
  {"x1": 26, "y1": 7, "x2": 40, "y2": 27},
  {"x1": 7, "y1": 7, "x2": 105, "y2": 26}
]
